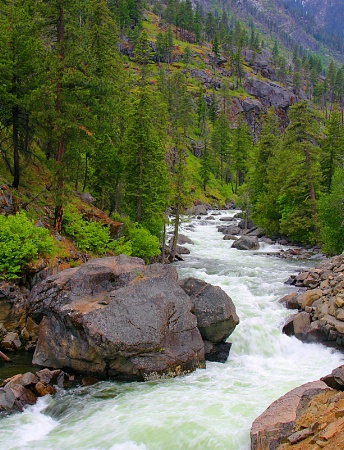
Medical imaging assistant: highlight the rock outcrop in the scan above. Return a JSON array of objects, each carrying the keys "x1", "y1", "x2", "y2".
[
  {"x1": 29, "y1": 255, "x2": 205, "y2": 381},
  {"x1": 243, "y1": 77, "x2": 306, "y2": 110},
  {"x1": 251, "y1": 380, "x2": 332, "y2": 450},
  {"x1": 281, "y1": 254, "x2": 344, "y2": 350},
  {"x1": 251, "y1": 366, "x2": 344, "y2": 449},
  {"x1": 0, "y1": 282, "x2": 38, "y2": 351}
]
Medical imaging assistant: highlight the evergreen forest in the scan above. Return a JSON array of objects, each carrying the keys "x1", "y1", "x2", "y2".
[{"x1": 0, "y1": 0, "x2": 344, "y2": 280}]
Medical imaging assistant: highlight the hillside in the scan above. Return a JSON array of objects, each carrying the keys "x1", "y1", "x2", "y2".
[
  {"x1": 0, "y1": 0, "x2": 343, "y2": 282},
  {"x1": 223, "y1": 0, "x2": 344, "y2": 64}
]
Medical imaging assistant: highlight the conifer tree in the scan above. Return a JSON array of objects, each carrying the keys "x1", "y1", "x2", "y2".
[
  {"x1": 231, "y1": 114, "x2": 252, "y2": 193},
  {"x1": 249, "y1": 110, "x2": 280, "y2": 234},
  {"x1": 168, "y1": 73, "x2": 193, "y2": 260},
  {"x1": 276, "y1": 101, "x2": 322, "y2": 243},
  {"x1": 211, "y1": 112, "x2": 231, "y2": 181},
  {"x1": 320, "y1": 108, "x2": 344, "y2": 193},
  {"x1": 0, "y1": 0, "x2": 42, "y2": 188},
  {"x1": 122, "y1": 86, "x2": 169, "y2": 236}
]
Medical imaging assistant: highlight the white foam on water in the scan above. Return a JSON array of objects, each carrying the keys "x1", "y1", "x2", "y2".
[{"x1": 0, "y1": 210, "x2": 342, "y2": 449}]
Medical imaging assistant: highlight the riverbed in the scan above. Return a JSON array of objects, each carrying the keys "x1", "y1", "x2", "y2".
[{"x1": 0, "y1": 211, "x2": 342, "y2": 449}]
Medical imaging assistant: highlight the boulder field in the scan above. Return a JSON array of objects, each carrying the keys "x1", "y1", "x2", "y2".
[
  {"x1": 281, "y1": 254, "x2": 344, "y2": 349},
  {"x1": 25, "y1": 255, "x2": 239, "y2": 382}
]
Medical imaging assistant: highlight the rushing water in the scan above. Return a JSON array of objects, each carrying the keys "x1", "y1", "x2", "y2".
[{"x1": 0, "y1": 211, "x2": 343, "y2": 450}]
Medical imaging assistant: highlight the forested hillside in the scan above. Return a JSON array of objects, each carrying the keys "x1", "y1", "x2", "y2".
[{"x1": 0, "y1": 0, "x2": 343, "y2": 280}]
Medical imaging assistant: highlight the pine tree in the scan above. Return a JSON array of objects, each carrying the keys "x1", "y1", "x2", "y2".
[
  {"x1": 85, "y1": 0, "x2": 128, "y2": 212},
  {"x1": 249, "y1": 110, "x2": 280, "y2": 234},
  {"x1": 0, "y1": 0, "x2": 42, "y2": 188},
  {"x1": 211, "y1": 112, "x2": 231, "y2": 181},
  {"x1": 168, "y1": 73, "x2": 193, "y2": 260},
  {"x1": 231, "y1": 114, "x2": 252, "y2": 193},
  {"x1": 318, "y1": 168, "x2": 344, "y2": 255},
  {"x1": 122, "y1": 86, "x2": 169, "y2": 236},
  {"x1": 320, "y1": 108, "x2": 344, "y2": 193},
  {"x1": 277, "y1": 101, "x2": 322, "y2": 243}
]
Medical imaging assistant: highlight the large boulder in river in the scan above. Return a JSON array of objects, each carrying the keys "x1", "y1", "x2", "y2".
[
  {"x1": 29, "y1": 256, "x2": 205, "y2": 381},
  {"x1": 232, "y1": 236, "x2": 259, "y2": 250},
  {"x1": 179, "y1": 277, "x2": 239, "y2": 343}
]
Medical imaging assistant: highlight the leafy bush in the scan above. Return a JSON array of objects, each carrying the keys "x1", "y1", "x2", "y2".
[
  {"x1": 0, "y1": 212, "x2": 54, "y2": 279},
  {"x1": 111, "y1": 213, "x2": 161, "y2": 262},
  {"x1": 63, "y1": 206, "x2": 160, "y2": 261},
  {"x1": 127, "y1": 224, "x2": 161, "y2": 261},
  {"x1": 62, "y1": 205, "x2": 111, "y2": 254}
]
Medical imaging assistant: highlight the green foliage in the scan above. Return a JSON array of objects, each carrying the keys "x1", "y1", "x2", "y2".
[
  {"x1": 62, "y1": 205, "x2": 111, "y2": 254},
  {"x1": 110, "y1": 214, "x2": 161, "y2": 261},
  {"x1": 318, "y1": 169, "x2": 344, "y2": 255},
  {"x1": 0, "y1": 212, "x2": 54, "y2": 279},
  {"x1": 127, "y1": 224, "x2": 161, "y2": 261}
]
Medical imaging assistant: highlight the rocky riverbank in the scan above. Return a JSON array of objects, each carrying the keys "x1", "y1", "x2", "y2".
[
  {"x1": 251, "y1": 366, "x2": 344, "y2": 449},
  {"x1": 251, "y1": 253, "x2": 344, "y2": 449},
  {"x1": 281, "y1": 253, "x2": 344, "y2": 349}
]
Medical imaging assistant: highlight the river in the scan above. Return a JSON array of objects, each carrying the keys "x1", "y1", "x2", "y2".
[{"x1": 0, "y1": 211, "x2": 343, "y2": 449}]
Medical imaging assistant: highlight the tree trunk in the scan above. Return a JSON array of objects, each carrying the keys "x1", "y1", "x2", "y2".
[{"x1": 169, "y1": 207, "x2": 180, "y2": 262}]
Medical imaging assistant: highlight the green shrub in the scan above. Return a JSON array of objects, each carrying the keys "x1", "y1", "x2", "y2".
[
  {"x1": 127, "y1": 224, "x2": 161, "y2": 261},
  {"x1": 111, "y1": 213, "x2": 161, "y2": 262},
  {"x1": 63, "y1": 205, "x2": 111, "y2": 254},
  {"x1": 0, "y1": 212, "x2": 54, "y2": 279}
]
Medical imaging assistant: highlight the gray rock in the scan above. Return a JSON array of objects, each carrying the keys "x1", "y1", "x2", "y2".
[
  {"x1": 232, "y1": 236, "x2": 259, "y2": 250},
  {"x1": 30, "y1": 256, "x2": 205, "y2": 381},
  {"x1": 75, "y1": 192, "x2": 96, "y2": 204},
  {"x1": 168, "y1": 234, "x2": 194, "y2": 246},
  {"x1": 243, "y1": 77, "x2": 299, "y2": 109},
  {"x1": 321, "y1": 365, "x2": 344, "y2": 390},
  {"x1": 203, "y1": 341, "x2": 232, "y2": 363},
  {"x1": 179, "y1": 277, "x2": 239, "y2": 343},
  {"x1": 175, "y1": 245, "x2": 190, "y2": 255}
]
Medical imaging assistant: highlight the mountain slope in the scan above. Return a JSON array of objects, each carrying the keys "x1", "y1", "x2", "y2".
[{"x1": 225, "y1": 0, "x2": 344, "y2": 63}]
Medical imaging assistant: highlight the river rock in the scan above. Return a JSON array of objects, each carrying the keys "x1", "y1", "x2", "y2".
[
  {"x1": 179, "y1": 277, "x2": 239, "y2": 343},
  {"x1": 29, "y1": 256, "x2": 205, "y2": 381},
  {"x1": 281, "y1": 254, "x2": 344, "y2": 350},
  {"x1": 203, "y1": 341, "x2": 232, "y2": 363},
  {"x1": 218, "y1": 225, "x2": 241, "y2": 235},
  {"x1": 250, "y1": 381, "x2": 331, "y2": 449},
  {"x1": 232, "y1": 236, "x2": 259, "y2": 250},
  {"x1": 321, "y1": 365, "x2": 344, "y2": 391},
  {"x1": 1, "y1": 331, "x2": 21, "y2": 350},
  {"x1": 175, "y1": 234, "x2": 194, "y2": 245}
]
